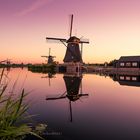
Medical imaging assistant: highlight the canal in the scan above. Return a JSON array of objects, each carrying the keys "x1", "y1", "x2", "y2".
[{"x1": 3, "y1": 68, "x2": 140, "y2": 140}]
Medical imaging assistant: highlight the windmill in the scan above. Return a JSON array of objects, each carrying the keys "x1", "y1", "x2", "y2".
[
  {"x1": 46, "y1": 14, "x2": 89, "y2": 72},
  {"x1": 41, "y1": 48, "x2": 56, "y2": 64},
  {"x1": 46, "y1": 74, "x2": 88, "y2": 122}
]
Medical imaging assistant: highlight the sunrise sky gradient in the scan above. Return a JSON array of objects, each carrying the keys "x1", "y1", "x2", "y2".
[{"x1": 1, "y1": 0, "x2": 140, "y2": 64}]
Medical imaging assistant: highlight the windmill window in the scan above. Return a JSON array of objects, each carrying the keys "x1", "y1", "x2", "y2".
[{"x1": 132, "y1": 62, "x2": 138, "y2": 67}]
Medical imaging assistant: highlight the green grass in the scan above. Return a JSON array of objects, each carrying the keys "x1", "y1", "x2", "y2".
[{"x1": 0, "y1": 68, "x2": 46, "y2": 140}]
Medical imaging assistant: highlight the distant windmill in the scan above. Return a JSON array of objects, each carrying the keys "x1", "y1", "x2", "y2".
[
  {"x1": 46, "y1": 14, "x2": 89, "y2": 65},
  {"x1": 46, "y1": 74, "x2": 88, "y2": 122},
  {"x1": 41, "y1": 48, "x2": 56, "y2": 64}
]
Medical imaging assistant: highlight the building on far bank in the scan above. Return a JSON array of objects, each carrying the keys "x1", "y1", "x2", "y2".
[{"x1": 115, "y1": 56, "x2": 140, "y2": 69}]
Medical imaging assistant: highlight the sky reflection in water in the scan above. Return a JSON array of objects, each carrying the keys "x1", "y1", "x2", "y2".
[{"x1": 5, "y1": 68, "x2": 140, "y2": 140}]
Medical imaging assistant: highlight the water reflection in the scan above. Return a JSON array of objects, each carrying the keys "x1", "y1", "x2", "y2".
[
  {"x1": 41, "y1": 73, "x2": 56, "y2": 86},
  {"x1": 3, "y1": 68, "x2": 140, "y2": 139},
  {"x1": 109, "y1": 73, "x2": 140, "y2": 87},
  {"x1": 46, "y1": 73, "x2": 88, "y2": 122}
]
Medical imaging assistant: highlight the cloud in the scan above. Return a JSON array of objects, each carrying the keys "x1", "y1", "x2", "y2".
[{"x1": 16, "y1": 0, "x2": 51, "y2": 16}]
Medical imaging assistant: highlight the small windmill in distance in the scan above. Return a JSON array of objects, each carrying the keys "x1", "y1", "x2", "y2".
[{"x1": 41, "y1": 48, "x2": 56, "y2": 64}]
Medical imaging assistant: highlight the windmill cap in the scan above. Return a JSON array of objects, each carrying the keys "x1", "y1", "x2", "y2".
[{"x1": 67, "y1": 36, "x2": 80, "y2": 43}]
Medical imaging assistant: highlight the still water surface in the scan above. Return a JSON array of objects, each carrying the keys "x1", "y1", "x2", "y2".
[{"x1": 3, "y1": 68, "x2": 140, "y2": 140}]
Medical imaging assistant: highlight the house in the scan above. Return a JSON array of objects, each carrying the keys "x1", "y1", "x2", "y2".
[{"x1": 117, "y1": 56, "x2": 140, "y2": 69}]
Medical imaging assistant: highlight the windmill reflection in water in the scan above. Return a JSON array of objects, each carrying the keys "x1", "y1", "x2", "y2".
[
  {"x1": 46, "y1": 73, "x2": 88, "y2": 122},
  {"x1": 41, "y1": 72, "x2": 56, "y2": 87}
]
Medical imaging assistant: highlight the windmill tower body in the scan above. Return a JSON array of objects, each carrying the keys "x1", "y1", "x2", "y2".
[
  {"x1": 64, "y1": 36, "x2": 83, "y2": 73},
  {"x1": 64, "y1": 36, "x2": 82, "y2": 63},
  {"x1": 63, "y1": 75, "x2": 82, "y2": 101},
  {"x1": 48, "y1": 56, "x2": 54, "y2": 64}
]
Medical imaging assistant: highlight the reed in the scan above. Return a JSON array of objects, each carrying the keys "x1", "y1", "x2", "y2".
[{"x1": 0, "y1": 68, "x2": 45, "y2": 140}]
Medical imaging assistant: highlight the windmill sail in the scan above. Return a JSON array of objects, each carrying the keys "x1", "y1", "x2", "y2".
[
  {"x1": 80, "y1": 38, "x2": 89, "y2": 44},
  {"x1": 69, "y1": 14, "x2": 73, "y2": 37},
  {"x1": 46, "y1": 37, "x2": 67, "y2": 43}
]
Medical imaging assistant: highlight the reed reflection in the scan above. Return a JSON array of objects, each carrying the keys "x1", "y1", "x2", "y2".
[{"x1": 46, "y1": 73, "x2": 88, "y2": 122}]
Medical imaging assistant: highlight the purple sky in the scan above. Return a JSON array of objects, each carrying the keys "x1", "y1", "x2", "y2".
[{"x1": 1, "y1": 0, "x2": 140, "y2": 63}]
